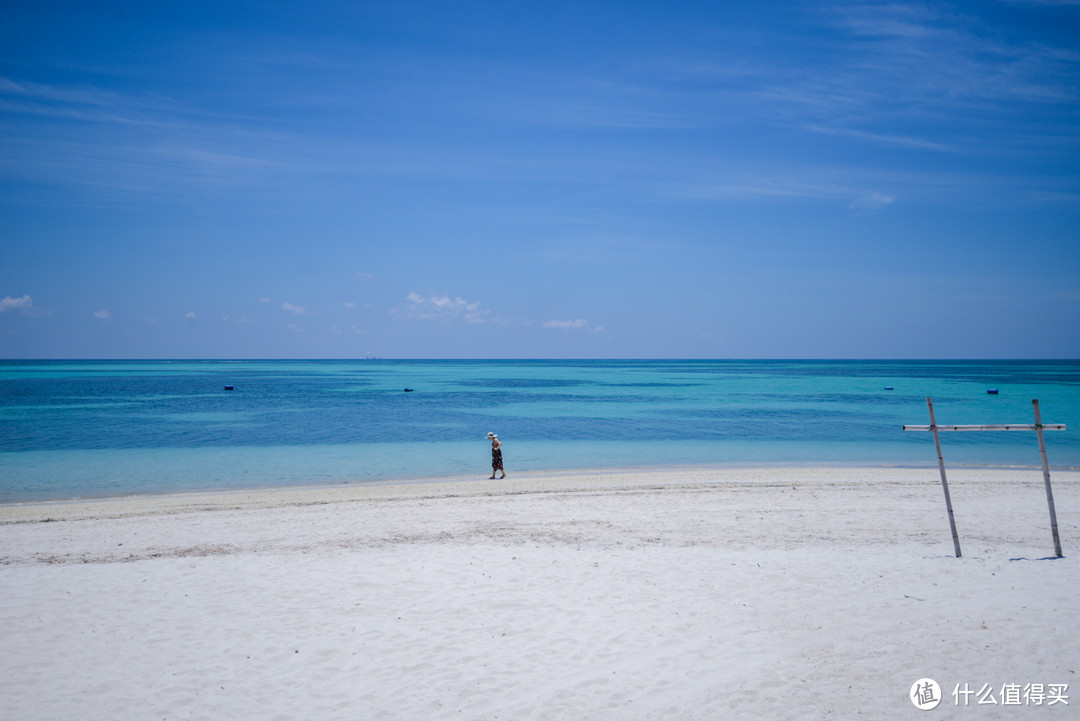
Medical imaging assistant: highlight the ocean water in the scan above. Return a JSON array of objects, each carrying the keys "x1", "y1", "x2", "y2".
[{"x1": 1, "y1": 359, "x2": 1077, "y2": 502}]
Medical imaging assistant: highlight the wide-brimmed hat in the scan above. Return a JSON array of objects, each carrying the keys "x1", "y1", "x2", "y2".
[{"x1": 486, "y1": 432, "x2": 497, "y2": 439}]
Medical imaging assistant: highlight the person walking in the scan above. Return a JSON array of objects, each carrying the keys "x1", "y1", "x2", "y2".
[{"x1": 486, "y1": 432, "x2": 506, "y2": 479}]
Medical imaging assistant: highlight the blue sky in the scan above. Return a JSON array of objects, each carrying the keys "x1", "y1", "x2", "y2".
[{"x1": 2, "y1": 0, "x2": 1078, "y2": 359}]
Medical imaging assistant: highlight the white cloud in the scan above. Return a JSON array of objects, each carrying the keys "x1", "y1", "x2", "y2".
[
  {"x1": 185, "y1": 311, "x2": 196, "y2": 319},
  {"x1": 93, "y1": 309, "x2": 110, "y2": 320},
  {"x1": 543, "y1": 318, "x2": 588, "y2": 329},
  {"x1": 804, "y1": 124, "x2": 949, "y2": 152},
  {"x1": 0, "y1": 295, "x2": 32, "y2": 313},
  {"x1": 343, "y1": 301, "x2": 355, "y2": 309},
  {"x1": 396, "y1": 292, "x2": 488, "y2": 323},
  {"x1": 259, "y1": 297, "x2": 272, "y2": 304},
  {"x1": 281, "y1": 302, "x2": 308, "y2": 315},
  {"x1": 849, "y1": 192, "x2": 896, "y2": 211}
]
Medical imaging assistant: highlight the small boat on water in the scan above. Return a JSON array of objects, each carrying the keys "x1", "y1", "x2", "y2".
[{"x1": 987, "y1": 389, "x2": 999, "y2": 395}]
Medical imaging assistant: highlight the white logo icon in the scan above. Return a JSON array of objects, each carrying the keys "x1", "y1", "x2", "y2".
[{"x1": 911, "y1": 678, "x2": 942, "y2": 710}]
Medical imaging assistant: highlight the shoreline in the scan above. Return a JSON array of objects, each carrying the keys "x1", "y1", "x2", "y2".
[
  {"x1": 2, "y1": 462, "x2": 1075, "y2": 523},
  {"x1": 3, "y1": 456, "x2": 1077, "y2": 511}
]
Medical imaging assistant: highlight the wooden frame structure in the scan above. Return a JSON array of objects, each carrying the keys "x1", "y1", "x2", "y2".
[{"x1": 904, "y1": 398, "x2": 1066, "y2": 558}]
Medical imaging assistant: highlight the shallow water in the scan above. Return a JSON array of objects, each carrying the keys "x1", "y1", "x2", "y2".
[{"x1": 1, "y1": 359, "x2": 1077, "y2": 501}]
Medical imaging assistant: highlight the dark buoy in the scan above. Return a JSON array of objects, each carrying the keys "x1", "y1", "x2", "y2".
[
  {"x1": 403, "y1": 387, "x2": 414, "y2": 392},
  {"x1": 224, "y1": 385, "x2": 234, "y2": 391},
  {"x1": 987, "y1": 388, "x2": 999, "y2": 395}
]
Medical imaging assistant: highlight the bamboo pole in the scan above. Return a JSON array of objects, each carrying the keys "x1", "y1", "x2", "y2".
[
  {"x1": 903, "y1": 423, "x2": 1066, "y2": 432},
  {"x1": 927, "y1": 397, "x2": 962, "y2": 558},
  {"x1": 1032, "y1": 399, "x2": 1063, "y2": 557}
]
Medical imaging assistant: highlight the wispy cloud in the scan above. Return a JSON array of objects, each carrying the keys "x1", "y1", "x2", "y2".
[
  {"x1": 0, "y1": 74, "x2": 303, "y2": 204},
  {"x1": 721, "y1": 1, "x2": 1080, "y2": 159},
  {"x1": 395, "y1": 292, "x2": 489, "y2": 323},
  {"x1": 0, "y1": 295, "x2": 33, "y2": 313},
  {"x1": 677, "y1": 174, "x2": 895, "y2": 206},
  {"x1": 281, "y1": 302, "x2": 309, "y2": 316},
  {"x1": 93, "y1": 309, "x2": 110, "y2": 320},
  {"x1": 542, "y1": 318, "x2": 589, "y2": 329},
  {"x1": 670, "y1": 157, "x2": 1080, "y2": 209},
  {"x1": 1002, "y1": 1, "x2": 1080, "y2": 6},
  {"x1": 849, "y1": 192, "x2": 895, "y2": 211},
  {"x1": 461, "y1": 1, "x2": 1078, "y2": 147},
  {"x1": 826, "y1": 2, "x2": 1079, "y2": 105},
  {"x1": 803, "y1": 124, "x2": 951, "y2": 151},
  {"x1": 0, "y1": 75, "x2": 204, "y2": 134}
]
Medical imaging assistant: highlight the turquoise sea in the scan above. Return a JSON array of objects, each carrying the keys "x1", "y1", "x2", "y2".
[{"x1": 1, "y1": 360, "x2": 1077, "y2": 502}]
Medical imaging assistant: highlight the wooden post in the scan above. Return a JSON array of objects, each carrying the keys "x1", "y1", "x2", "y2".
[
  {"x1": 1032, "y1": 399, "x2": 1063, "y2": 557},
  {"x1": 927, "y1": 397, "x2": 962, "y2": 558}
]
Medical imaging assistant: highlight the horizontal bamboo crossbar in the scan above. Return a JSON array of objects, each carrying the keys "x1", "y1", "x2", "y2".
[{"x1": 904, "y1": 424, "x2": 1066, "y2": 432}]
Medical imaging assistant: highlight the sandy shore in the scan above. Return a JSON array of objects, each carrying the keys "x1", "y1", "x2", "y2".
[{"x1": 2, "y1": 465, "x2": 1077, "y2": 720}]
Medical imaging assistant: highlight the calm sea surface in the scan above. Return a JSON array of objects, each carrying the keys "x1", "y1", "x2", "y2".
[{"x1": 1, "y1": 360, "x2": 1077, "y2": 502}]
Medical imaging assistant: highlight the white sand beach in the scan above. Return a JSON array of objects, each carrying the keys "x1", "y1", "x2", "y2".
[{"x1": 1, "y1": 466, "x2": 1077, "y2": 720}]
